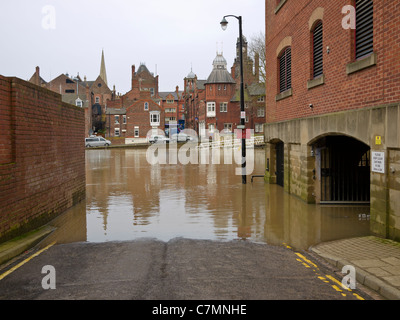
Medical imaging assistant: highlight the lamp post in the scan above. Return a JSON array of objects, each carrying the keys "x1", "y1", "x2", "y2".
[{"x1": 221, "y1": 15, "x2": 246, "y2": 184}]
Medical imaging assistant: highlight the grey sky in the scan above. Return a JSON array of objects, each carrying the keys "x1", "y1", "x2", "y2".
[{"x1": 0, "y1": 0, "x2": 265, "y2": 93}]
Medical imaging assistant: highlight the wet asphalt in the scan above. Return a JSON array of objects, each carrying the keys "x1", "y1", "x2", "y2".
[{"x1": 0, "y1": 238, "x2": 373, "y2": 300}]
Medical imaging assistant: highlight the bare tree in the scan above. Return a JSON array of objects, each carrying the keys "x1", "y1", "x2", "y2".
[{"x1": 248, "y1": 32, "x2": 266, "y2": 85}]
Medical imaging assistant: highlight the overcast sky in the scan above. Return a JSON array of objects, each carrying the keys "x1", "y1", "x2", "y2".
[{"x1": 0, "y1": 0, "x2": 265, "y2": 93}]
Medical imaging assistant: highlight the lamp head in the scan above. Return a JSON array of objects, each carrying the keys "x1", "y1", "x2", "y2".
[{"x1": 220, "y1": 17, "x2": 228, "y2": 31}]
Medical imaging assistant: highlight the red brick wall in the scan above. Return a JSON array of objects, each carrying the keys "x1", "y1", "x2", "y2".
[
  {"x1": 0, "y1": 76, "x2": 86, "y2": 242},
  {"x1": 126, "y1": 98, "x2": 165, "y2": 138},
  {"x1": 265, "y1": 0, "x2": 400, "y2": 123}
]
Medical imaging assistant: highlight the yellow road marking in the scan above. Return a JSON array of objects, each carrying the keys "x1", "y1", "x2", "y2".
[
  {"x1": 289, "y1": 246, "x2": 365, "y2": 300},
  {"x1": 0, "y1": 242, "x2": 56, "y2": 281},
  {"x1": 295, "y1": 253, "x2": 318, "y2": 269}
]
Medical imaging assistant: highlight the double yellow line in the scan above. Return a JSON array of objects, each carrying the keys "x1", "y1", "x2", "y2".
[
  {"x1": 284, "y1": 243, "x2": 365, "y2": 300},
  {"x1": 0, "y1": 242, "x2": 56, "y2": 281}
]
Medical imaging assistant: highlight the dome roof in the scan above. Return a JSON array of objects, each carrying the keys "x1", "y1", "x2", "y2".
[
  {"x1": 187, "y1": 70, "x2": 196, "y2": 79},
  {"x1": 205, "y1": 53, "x2": 235, "y2": 84},
  {"x1": 213, "y1": 54, "x2": 227, "y2": 68}
]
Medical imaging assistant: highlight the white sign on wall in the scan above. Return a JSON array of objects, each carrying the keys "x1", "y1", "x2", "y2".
[{"x1": 371, "y1": 151, "x2": 385, "y2": 174}]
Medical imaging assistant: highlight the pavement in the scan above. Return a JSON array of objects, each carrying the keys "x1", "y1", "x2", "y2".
[
  {"x1": 310, "y1": 236, "x2": 400, "y2": 300},
  {"x1": 1, "y1": 227, "x2": 399, "y2": 300}
]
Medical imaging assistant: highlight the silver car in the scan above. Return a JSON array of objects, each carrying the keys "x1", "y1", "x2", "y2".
[{"x1": 85, "y1": 136, "x2": 111, "y2": 147}]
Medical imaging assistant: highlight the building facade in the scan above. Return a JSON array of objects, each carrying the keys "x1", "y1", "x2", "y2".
[
  {"x1": 29, "y1": 50, "x2": 113, "y2": 136},
  {"x1": 105, "y1": 63, "x2": 165, "y2": 142},
  {"x1": 264, "y1": 0, "x2": 400, "y2": 240},
  {"x1": 184, "y1": 40, "x2": 266, "y2": 138}
]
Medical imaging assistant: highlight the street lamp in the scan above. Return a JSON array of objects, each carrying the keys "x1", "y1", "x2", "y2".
[{"x1": 220, "y1": 15, "x2": 246, "y2": 184}]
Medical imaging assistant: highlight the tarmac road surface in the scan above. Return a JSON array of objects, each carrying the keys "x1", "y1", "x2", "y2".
[{"x1": 0, "y1": 238, "x2": 373, "y2": 300}]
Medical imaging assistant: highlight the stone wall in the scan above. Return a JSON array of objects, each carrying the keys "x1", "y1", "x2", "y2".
[{"x1": 264, "y1": 104, "x2": 400, "y2": 241}]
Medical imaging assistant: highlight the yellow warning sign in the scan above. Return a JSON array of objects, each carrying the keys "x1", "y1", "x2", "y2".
[{"x1": 375, "y1": 136, "x2": 382, "y2": 145}]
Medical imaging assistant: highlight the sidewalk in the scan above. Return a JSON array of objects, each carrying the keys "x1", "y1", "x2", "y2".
[{"x1": 310, "y1": 236, "x2": 400, "y2": 300}]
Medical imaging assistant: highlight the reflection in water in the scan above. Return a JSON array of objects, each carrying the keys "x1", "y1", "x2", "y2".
[{"x1": 46, "y1": 148, "x2": 371, "y2": 250}]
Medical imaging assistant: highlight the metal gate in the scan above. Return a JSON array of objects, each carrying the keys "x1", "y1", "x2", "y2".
[
  {"x1": 320, "y1": 136, "x2": 370, "y2": 203},
  {"x1": 276, "y1": 142, "x2": 284, "y2": 187}
]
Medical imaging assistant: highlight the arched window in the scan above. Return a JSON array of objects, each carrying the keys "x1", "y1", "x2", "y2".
[
  {"x1": 279, "y1": 47, "x2": 291, "y2": 93},
  {"x1": 312, "y1": 21, "x2": 323, "y2": 78}
]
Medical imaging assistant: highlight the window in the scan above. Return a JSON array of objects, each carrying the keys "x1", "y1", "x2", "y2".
[
  {"x1": 257, "y1": 96, "x2": 265, "y2": 103},
  {"x1": 123, "y1": 115, "x2": 127, "y2": 124},
  {"x1": 95, "y1": 97, "x2": 100, "y2": 103},
  {"x1": 165, "y1": 108, "x2": 176, "y2": 113},
  {"x1": 255, "y1": 123, "x2": 264, "y2": 133},
  {"x1": 115, "y1": 128, "x2": 120, "y2": 137},
  {"x1": 115, "y1": 115, "x2": 119, "y2": 124},
  {"x1": 150, "y1": 88, "x2": 155, "y2": 96},
  {"x1": 207, "y1": 102, "x2": 216, "y2": 117},
  {"x1": 134, "y1": 126, "x2": 139, "y2": 137},
  {"x1": 312, "y1": 21, "x2": 323, "y2": 78},
  {"x1": 257, "y1": 108, "x2": 265, "y2": 117},
  {"x1": 75, "y1": 98, "x2": 82, "y2": 107},
  {"x1": 220, "y1": 103, "x2": 228, "y2": 112},
  {"x1": 355, "y1": 0, "x2": 374, "y2": 60},
  {"x1": 279, "y1": 47, "x2": 291, "y2": 93},
  {"x1": 144, "y1": 102, "x2": 149, "y2": 110},
  {"x1": 224, "y1": 123, "x2": 232, "y2": 132},
  {"x1": 65, "y1": 89, "x2": 75, "y2": 93},
  {"x1": 150, "y1": 112, "x2": 160, "y2": 125},
  {"x1": 166, "y1": 100, "x2": 174, "y2": 104}
]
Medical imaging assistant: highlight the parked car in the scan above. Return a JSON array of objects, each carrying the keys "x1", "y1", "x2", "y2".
[
  {"x1": 149, "y1": 135, "x2": 169, "y2": 144},
  {"x1": 170, "y1": 132, "x2": 196, "y2": 142},
  {"x1": 85, "y1": 136, "x2": 111, "y2": 147}
]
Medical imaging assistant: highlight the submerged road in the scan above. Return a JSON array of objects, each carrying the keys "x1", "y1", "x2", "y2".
[{"x1": 0, "y1": 238, "x2": 372, "y2": 300}]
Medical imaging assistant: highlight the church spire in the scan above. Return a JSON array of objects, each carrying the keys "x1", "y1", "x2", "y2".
[{"x1": 100, "y1": 49, "x2": 108, "y2": 85}]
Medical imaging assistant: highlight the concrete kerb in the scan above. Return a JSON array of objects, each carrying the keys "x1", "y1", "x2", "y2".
[
  {"x1": 310, "y1": 246, "x2": 400, "y2": 300},
  {"x1": 0, "y1": 225, "x2": 56, "y2": 267}
]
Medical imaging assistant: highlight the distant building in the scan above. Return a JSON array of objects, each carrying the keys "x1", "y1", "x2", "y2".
[
  {"x1": 184, "y1": 37, "x2": 265, "y2": 138},
  {"x1": 29, "y1": 50, "x2": 113, "y2": 136},
  {"x1": 159, "y1": 86, "x2": 185, "y2": 132},
  {"x1": 105, "y1": 63, "x2": 165, "y2": 142}
]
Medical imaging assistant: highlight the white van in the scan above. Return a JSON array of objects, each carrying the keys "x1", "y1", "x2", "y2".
[{"x1": 85, "y1": 136, "x2": 111, "y2": 147}]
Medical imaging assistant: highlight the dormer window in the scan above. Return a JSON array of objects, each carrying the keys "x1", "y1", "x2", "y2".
[{"x1": 75, "y1": 98, "x2": 83, "y2": 107}]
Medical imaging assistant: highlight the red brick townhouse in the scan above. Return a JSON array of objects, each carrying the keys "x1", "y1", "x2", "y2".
[
  {"x1": 159, "y1": 86, "x2": 185, "y2": 132},
  {"x1": 106, "y1": 63, "x2": 165, "y2": 142},
  {"x1": 264, "y1": 0, "x2": 400, "y2": 240}
]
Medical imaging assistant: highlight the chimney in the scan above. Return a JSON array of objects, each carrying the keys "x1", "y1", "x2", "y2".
[
  {"x1": 35, "y1": 66, "x2": 40, "y2": 86},
  {"x1": 131, "y1": 65, "x2": 136, "y2": 90},
  {"x1": 176, "y1": 85, "x2": 179, "y2": 94}
]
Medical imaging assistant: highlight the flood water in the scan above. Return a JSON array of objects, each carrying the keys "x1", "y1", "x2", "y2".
[{"x1": 45, "y1": 147, "x2": 371, "y2": 250}]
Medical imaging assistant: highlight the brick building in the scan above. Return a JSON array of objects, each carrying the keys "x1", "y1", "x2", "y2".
[
  {"x1": 29, "y1": 50, "x2": 113, "y2": 136},
  {"x1": 106, "y1": 63, "x2": 165, "y2": 142},
  {"x1": 264, "y1": 0, "x2": 400, "y2": 240},
  {"x1": 159, "y1": 86, "x2": 185, "y2": 132}
]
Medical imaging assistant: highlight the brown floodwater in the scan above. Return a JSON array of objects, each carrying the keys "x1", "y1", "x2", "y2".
[{"x1": 44, "y1": 147, "x2": 371, "y2": 250}]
